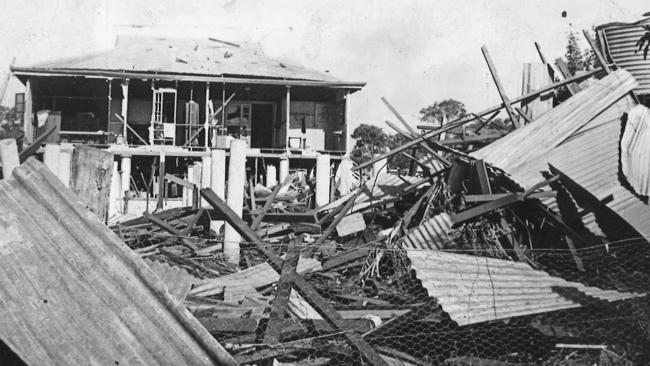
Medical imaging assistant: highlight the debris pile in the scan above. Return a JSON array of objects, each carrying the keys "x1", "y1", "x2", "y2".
[{"x1": 2, "y1": 31, "x2": 650, "y2": 366}]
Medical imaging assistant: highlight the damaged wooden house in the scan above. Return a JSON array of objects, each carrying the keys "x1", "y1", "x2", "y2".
[{"x1": 10, "y1": 36, "x2": 364, "y2": 217}]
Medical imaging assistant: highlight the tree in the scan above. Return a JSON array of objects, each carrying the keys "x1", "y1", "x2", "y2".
[
  {"x1": 419, "y1": 99, "x2": 466, "y2": 126},
  {"x1": 565, "y1": 30, "x2": 598, "y2": 75},
  {"x1": 350, "y1": 124, "x2": 388, "y2": 163},
  {"x1": 565, "y1": 30, "x2": 585, "y2": 75}
]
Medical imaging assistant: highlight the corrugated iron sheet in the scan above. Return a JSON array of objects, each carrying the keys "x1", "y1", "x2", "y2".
[
  {"x1": 620, "y1": 105, "x2": 650, "y2": 196},
  {"x1": 598, "y1": 18, "x2": 650, "y2": 96},
  {"x1": 472, "y1": 70, "x2": 636, "y2": 176},
  {"x1": 0, "y1": 159, "x2": 237, "y2": 366},
  {"x1": 15, "y1": 36, "x2": 355, "y2": 85},
  {"x1": 402, "y1": 213, "x2": 454, "y2": 250},
  {"x1": 547, "y1": 107, "x2": 650, "y2": 239},
  {"x1": 145, "y1": 258, "x2": 201, "y2": 302},
  {"x1": 472, "y1": 70, "x2": 650, "y2": 239},
  {"x1": 408, "y1": 250, "x2": 645, "y2": 326}
]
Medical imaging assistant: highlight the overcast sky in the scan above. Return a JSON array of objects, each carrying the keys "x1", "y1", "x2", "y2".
[{"x1": 1, "y1": 0, "x2": 648, "y2": 131}]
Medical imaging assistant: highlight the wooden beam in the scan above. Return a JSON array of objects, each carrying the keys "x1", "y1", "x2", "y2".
[
  {"x1": 114, "y1": 113, "x2": 148, "y2": 145},
  {"x1": 385, "y1": 120, "x2": 450, "y2": 166},
  {"x1": 157, "y1": 153, "x2": 166, "y2": 210},
  {"x1": 583, "y1": 30, "x2": 610, "y2": 74},
  {"x1": 534, "y1": 41, "x2": 555, "y2": 81},
  {"x1": 481, "y1": 45, "x2": 520, "y2": 128},
  {"x1": 164, "y1": 173, "x2": 195, "y2": 190},
  {"x1": 381, "y1": 97, "x2": 417, "y2": 135},
  {"x1": 312, "y1": 189, "x2": 364, "y2": 248},
  {"x1": 382, "y1": 99, "x2": 451, "y2": 167},
  {"x1": 452, "y1": 176, "x2": 558, "y2": 225},
  {"x1": 554, "y1": 58, "x2": 580, "y2": 95},
  {"x1": 355, "y1": 66, "x2": 605, "y2": 171},
  {"x1": 251, "y1": 174, "x2": 293, "y2": 231},
  {"x1": 464, "y1": 191, "x2": 555, "y2": 203},
  {"x1": 472, "y1": 159, "x2": 492, "y2": 194},
  {"x1": 533, "y1": 201, "x2": 585, "y2": 271},
  {"x1": 183, "y1": 208, "x2": 204, "y2": 235},
  {"x1": 19, "y1": 124, "x2": 57, "y2": 162},
  {"x1": 435, "y1": 132, "x2": 502, "y2": 146},
  {"x1": 515, "y1": 106, "x2": 533, "y2": 124},
  {"x1": 106, "y1": 79, "x2": 112, "y2": 142},
  {"x1": 285, "y1": 86, "x2": 291, "y2": 151},
  {"x1": 200, "y1": 188, "x2": 389, "y2": 366},
  {"x1": 263, "y1": 242, "x2": 301, "y2": 344}
]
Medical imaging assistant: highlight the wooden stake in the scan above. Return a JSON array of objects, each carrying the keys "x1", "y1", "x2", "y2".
[{"x1": 481, "y1": 45, "x2": 520, "y2": 128}]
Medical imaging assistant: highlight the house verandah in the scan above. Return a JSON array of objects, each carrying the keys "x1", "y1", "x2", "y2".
[{"x1": 10, "y1": 36, "x2": 365, "y2": 216}]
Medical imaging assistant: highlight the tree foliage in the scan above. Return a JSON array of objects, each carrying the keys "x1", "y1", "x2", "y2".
[
  {"x1": 419, "y1": 99, "x2": 466, "y2": 126},
  {"x1": 350, "y1": 124, "x2": 388, "y2": 163},
  {"x1": 349, "y1": 124, "x2": 417, "y2": 172},
  {"x1": 565, "y1": 30, "x2": 596, "y2": 76}
]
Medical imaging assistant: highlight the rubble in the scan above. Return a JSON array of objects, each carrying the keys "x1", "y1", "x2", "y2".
[{"x1": 2, "y1": 23, "x2": 650, "y2": 366}]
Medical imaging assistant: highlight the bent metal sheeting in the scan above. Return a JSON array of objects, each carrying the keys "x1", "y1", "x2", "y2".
[
  {"x1": 408, "y1": 250, "x2": 645, "y2": 326},
  {"x1": 0, "y1": 159, "x2": 237, "y2": 366}
]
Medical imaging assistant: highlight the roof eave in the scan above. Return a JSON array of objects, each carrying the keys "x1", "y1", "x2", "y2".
[{"x1": 10, "y1": 67, "x2": 366, "y2": 90}]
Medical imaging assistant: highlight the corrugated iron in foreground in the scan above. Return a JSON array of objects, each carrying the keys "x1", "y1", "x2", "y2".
[
  {"x1": 408, "y1": 250, "x2": 645, "y2": 326},
  {"x1": 0, "y1": 159, "x2": 237, "y2": 366},
  {"x1": 620, "y1": 105, "x2": 650, "y2": 197}
]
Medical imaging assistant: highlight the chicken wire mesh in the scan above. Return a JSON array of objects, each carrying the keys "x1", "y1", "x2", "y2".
[
  {"x1": 133, "y1": 236, "x2": 650, "y2": 366},
  {"x1": 111, "y1": 165, "x2": 650, "y2": 365}
]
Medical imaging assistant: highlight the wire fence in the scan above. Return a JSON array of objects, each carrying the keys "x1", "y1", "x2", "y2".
[{"x1": 134, "y1": 233, "x2": 650, "y2": 365}]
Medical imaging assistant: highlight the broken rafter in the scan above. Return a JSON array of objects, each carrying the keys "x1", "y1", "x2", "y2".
[
  {"x1": 357, "y1": 64, "x2": 607, "y2": 171},
  {"x1": 382, "y1": 100, "x2": 451, "y2": 167},
  {"x1": 451, "y1": 176, "x2": 558, "y2": 225},
  {"x1": 200, "y1": 188, "x2": 390, "y2": 366},
  {"x1": 534, "y1": 41, "x2": 556, "y2": 82},
  {"x1": 481, "y1": 45, "x2": 520, "y2": 129},
  {"x1": 262, "y1": 242, "x2": 301, "y2": 344},
  {"x1": 554, "y1": 58, "x2": 580, "y2": 95}
]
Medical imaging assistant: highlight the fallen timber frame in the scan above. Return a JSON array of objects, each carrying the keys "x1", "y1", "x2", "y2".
[
  {"x1": 200, "y1": 188, "x2": 390, "y2": 366},
  {"x1": 355, "y1": 64, "x2": 608, "y2": 171},
  {"x1": 481, "y1": 45, "x2": 520, "y2": 128}
]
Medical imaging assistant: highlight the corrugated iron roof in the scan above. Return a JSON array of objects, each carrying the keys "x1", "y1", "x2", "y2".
[
  {"x1": 471, "y1": 70, "x2": 650, "y2": 239},
  {"x1": 402, "y1": 213, "x2": 453, "y2": 250},
  {"x1": 13, "y1": 36, "x2": 363, "y2": 87},
  {"x1": 0, "y1": 158, "x2": 237, "y2": 366},
  {"x1": 620, "y1": 105, "x2": 650, "y2": 197},
  {"x1": 597, "y1": 18, "x2": 650, "y2": 96},
  {"x1": 408, "y1": 250, "x2": 645, "y2": 326}
]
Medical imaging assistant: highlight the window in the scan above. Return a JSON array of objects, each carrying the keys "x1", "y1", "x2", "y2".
[{"x1": 15, "y1": 93, "x2": 25, "y2": 115}]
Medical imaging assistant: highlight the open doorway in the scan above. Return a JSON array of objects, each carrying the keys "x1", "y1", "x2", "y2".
[{"x1": 251, "y1": 104, "x2": 275, "y2": 148}]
